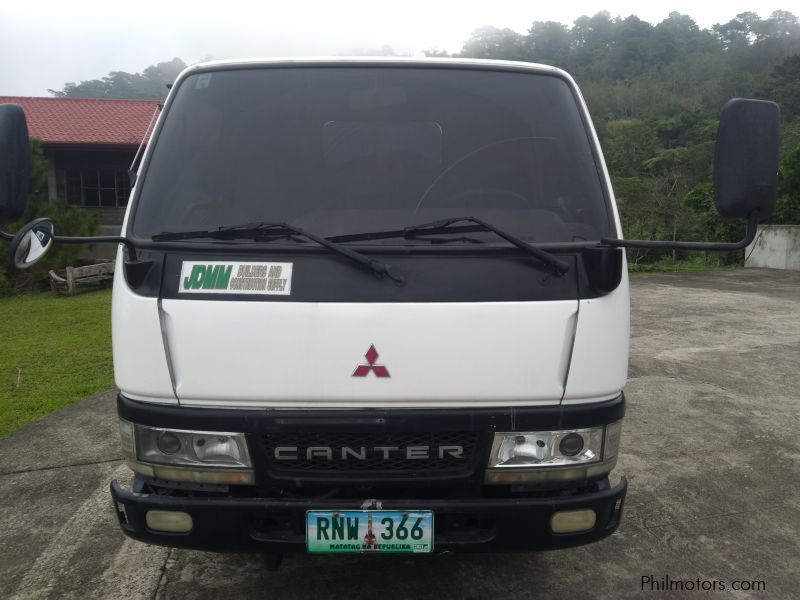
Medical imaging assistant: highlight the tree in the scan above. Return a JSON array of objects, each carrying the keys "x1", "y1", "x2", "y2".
[
  {"x1": 642, "y1": 148, "x2": 694, "y2": 254},
  {"x1": 713, "y1": 12, "x2": 763, "y2": 47},
  {"x1": 570, "y1": 12, "x2": 618, "y2": 79},
  {"x1": 606, "y1": 15, "x2": 655, "y2": 79},
  {"x1": 767, "y1": 54, "x2": 800, "y2": 118},
  {"x1": 571, "y1": 11, "x2": 616, "y2": 51},
  {"x1": 49, "y1": 58, "x2": 186, "y2": 99},
  {"x1": 612, "y1": 176, "x2": 655, "y2": 264},
  {"x1": 527, "y1": 21, "x2": 571, "y2": 65},
  {"x1": 654, "y1": 12, "x2": 719, "y2": 64},
  {"x1": 458, "y1": 26, "x2": 528, "y2": 61},
  {"x1": 684, "y1": 183, "x2": 745, "y2": 264},
  {"x1": 600, "y1": 119, "x2": 658, "y2": 177},
  {"x1": 422, "y1": 48, "x2": 451, "y2": 58},
  {"x1": 758, "y1": 10, "x2": 800, "y2": 41},
  {"x1": 775, "y1": 145, "x2": 800, "y2": 223}
]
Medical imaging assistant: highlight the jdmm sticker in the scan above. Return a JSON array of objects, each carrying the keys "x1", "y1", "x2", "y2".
[{"x1": 179, "y1": 261, "x2": 293, "y2": 295}]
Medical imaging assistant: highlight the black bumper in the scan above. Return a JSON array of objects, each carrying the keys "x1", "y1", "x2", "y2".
[
  {"x1": 111, "y1": 476, "x2": 626, "y2": 553},
  {"x1": 118, "y1": 393, "x2": 625, "y2": 488},
  {"x1": 114, "y1": 393, "x2": 626, "y2": 553}
]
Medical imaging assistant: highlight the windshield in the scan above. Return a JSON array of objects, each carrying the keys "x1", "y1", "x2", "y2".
[{"x1": 131, "y1": 66, "x2": 611, "y2": 244}]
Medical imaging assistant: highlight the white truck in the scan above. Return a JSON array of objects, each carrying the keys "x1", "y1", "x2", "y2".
[{"x1": 0, "y1": 59, "x2": 779, "y2": 569}]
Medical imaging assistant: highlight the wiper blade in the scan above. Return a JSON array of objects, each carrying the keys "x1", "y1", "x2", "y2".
[
  {"x1": 153, "y1": 222, "x2": 404, "y2": 285},
  {"x1": 410, "y1": 235, "x2": 484, "y2": 244},
  {"x1": 330, "y1": 217, "x2": 570, "y2": 275},
  {"x1": 153, "y1": 224, "x2": 302, "y2": 242},
  {"x1": 328, "y1": 224, "x2": 489, "y2": 243},
  {"x1": 405, "y1": 217, "x2": 570, "y2": 275},
  {"x1": 152, "y1": 229, "x2": 214, "y2": 241}
]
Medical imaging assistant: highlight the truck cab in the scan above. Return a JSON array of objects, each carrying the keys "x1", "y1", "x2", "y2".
[{"x1": 1, "y1": 58, "x2": 779, "y2": 563}]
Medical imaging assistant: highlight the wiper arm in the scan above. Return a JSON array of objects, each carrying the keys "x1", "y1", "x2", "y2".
[
  {"x1": 328, "y1": 223, "x2": 489, "y2": 243},
  {"x1": 331, "y1": 217, "x2": 569, "y2": 275},
  {"x1": 153, "y1": 224, "x2": 302, "y2": 242},
  {"x1": 153, "y1": 222, "x2": 405, "y2": 285},
  {"x1": 404, "y1": 217, "x2": 570, "y2": 275}
]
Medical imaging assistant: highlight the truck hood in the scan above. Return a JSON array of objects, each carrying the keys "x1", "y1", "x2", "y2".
[{"x1": 158, "y1": 299, "x2": 579, "y2": 408}]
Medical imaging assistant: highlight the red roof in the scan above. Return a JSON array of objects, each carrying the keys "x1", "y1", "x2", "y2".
[{"x1": 0, "y1": 96, "x2": 160, "y2": 148}]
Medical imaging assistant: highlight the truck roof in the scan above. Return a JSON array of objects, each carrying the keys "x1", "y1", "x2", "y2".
[{"x1": 180, "y1": 56, "x2": 568, "y2": 79}]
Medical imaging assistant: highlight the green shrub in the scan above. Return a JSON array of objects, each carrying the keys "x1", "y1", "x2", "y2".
[{"x1": 1, "y1": 140, "x2": 100, "y2": 295}]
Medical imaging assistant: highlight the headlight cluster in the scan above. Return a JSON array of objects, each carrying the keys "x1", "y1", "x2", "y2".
[
  {"x1": 485, "y1": 421, "x2": 622, "y2": 484},
  {"x1": 119, "y1": 419, "x2": 254, "y2": 485}
]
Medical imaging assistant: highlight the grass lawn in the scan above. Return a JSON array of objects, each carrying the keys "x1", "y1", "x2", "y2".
[
  {"x1": 628, "y1": 257, "x2": 741, "y2": 274},
  {"x1": 0, "y1": 289, "x2": 113, "y2": 437}
]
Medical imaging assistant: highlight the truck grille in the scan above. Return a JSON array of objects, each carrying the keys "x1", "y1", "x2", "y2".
[{"x1": 257, "y1": 431, "x2": 480, "y2": 477}]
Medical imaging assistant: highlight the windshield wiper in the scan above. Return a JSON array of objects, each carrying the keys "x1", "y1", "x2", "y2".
[
  {"x1": 152, "y1": 222, "x2": 405, "y2": 285},
  {"x1": 406, "y1": 217, "x2": 570, "y2": 275},
  {"x1": 330, "y1": 216, "x2": 570, "y2": 275}
]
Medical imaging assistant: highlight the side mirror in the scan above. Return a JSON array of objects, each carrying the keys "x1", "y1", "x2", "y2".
[
  {"x1": 9, "y1": 218, "x2": 54, "y2": 268},
  {"x1": 714, "y1": 98, "x2": 780, "y2": 220},
  {"x1": 0, "y1": 104, "x2": 31, "y2": 223}
]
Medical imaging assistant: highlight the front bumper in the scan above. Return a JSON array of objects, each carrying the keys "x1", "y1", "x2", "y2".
[{"x1": 111, "y1": 476, "x2": 626, "y2": 553}]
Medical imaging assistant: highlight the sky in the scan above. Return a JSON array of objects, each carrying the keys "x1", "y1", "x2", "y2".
[{"x1": 0, "y1": 0, "x2": 791, "y2": 96}]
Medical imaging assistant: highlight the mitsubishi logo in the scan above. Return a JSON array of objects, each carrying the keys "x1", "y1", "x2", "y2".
[{"x1": 352, "y1": 345, "x2": 390, "y2": 378}]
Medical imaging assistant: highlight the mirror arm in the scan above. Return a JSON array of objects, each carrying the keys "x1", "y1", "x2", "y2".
[
  {"x1": 2, "y1": 229, "x2": 139, "y2": 261},
  {"x1": 52, "y1": 235, "x2": 138, "y2": 261},
  {"x1": 601, "y1": 211, "x2": 758, "y2": 251}
]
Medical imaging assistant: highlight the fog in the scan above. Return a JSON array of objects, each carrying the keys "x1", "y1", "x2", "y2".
[{"x1": 0, "y1": 0, "x2": 789, "y2": 96}]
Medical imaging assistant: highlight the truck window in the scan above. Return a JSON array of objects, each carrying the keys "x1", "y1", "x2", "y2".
[{"x1": 131, "y1": 67, "x2": 611, "y2": 244}]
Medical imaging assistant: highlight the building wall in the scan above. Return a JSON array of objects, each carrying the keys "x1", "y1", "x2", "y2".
[
  {"x1": 52, "y1": 148, "x2": 134, "y2": 226},
  {"x1": 47, "y1": 147, "x2": 135, "y2": 260},
  {"x1": 745, "y1": 225, "x2": 800, "y2": 270}
]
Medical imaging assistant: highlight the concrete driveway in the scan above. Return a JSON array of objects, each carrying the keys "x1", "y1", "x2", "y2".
[{"x1": 1, "y1": 269, "x2": 798, "y2": 599}]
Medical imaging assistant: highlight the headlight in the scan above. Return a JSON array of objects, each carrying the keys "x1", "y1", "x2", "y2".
[
  {"x1": 485, "y1": 422, "x2": 621, "y2": 484},
  {"x1": 119, "y1": 419, "x2": 254, "y2": 485},
  {"x1": 135, "y1": 426, "x2": 250, "y2": 468},
  {"x1": 490, "y1": 427, "x2": 604, "y2": 468}
]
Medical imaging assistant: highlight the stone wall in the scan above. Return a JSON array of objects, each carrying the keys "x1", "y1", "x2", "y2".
[{"x1": 745, "y1": 225, "x2": 800, "y2": 270}]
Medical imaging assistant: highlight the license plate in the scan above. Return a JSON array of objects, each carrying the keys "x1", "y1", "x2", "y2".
[{"x1": 306, "y1": 510, "x2": 434, "y2": 553}]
